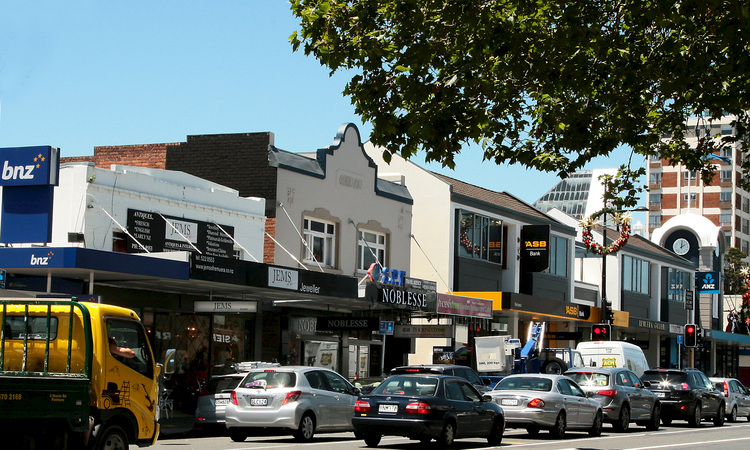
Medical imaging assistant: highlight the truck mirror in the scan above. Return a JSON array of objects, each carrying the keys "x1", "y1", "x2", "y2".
[{"x1": 163, "y1": 349, "x2": 177, "y2": 375}]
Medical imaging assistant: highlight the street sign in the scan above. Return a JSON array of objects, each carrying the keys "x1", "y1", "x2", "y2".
[
  {"x1": 379, "y1": 321, "x2": 394, "y2": 335},
  {"x1": 0, "y1": 269, "x2": 5, "y2": 289},
  {"x1": 685, "y1": 290, "x2": 693, "y2": 310},
  {"x1": 677, "y1": 335, "x2": 683, "y2": 344}
]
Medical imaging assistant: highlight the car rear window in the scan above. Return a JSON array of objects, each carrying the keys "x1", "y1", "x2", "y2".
[
  {"x1": 241, "y1": 371, "x2": 297, "y2": 389},
  {"x1": 495, "y1": 377, "x2": 552, "y2": 392},
  {"x1": 567, "y1": 372, "x2": 610, "y2": 387},
  {"x1": 205, "y1": 376, "x2": 244, "y2": 394},
  {"x1": 641, "y1": 371, "x2": 688, "y2": 385},
  {"x1": 373, "y1": 376, "x2": 438, "y2": 396}
]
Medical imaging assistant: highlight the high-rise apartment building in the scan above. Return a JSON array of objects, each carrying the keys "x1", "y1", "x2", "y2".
[{"x1": 646, "y1": 115, "x2": 744, "y2": 252}]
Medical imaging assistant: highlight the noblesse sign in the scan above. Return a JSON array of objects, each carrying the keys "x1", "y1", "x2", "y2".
[{"x1": 1, "y1": 146, "x2": 60, "y2": 243}]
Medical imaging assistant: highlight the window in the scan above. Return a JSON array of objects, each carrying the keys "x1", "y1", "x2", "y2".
[
  {"x1": 650, "y1": 154, "x2": 661, "y2": 161},
  {"x1": 743, "y1": 197, "x2": 749, "y2": 213},
  {"x1": 458, "y1": 210, "x2": 502, "y2": 264},
  {"x1": 545, "y1": 235, "x2": 568, "y2": 277},
  {"x1": 722, "y1": 147, "x2": 733, "y2": 158},
  {"x1": 623, "y1": 255, "x2": 650, "y2": 295},
  {"x1": 721, "y1": 127, "x2": 734, "y2": 136},
  {"x1": 649, "y1": 214, "x2": 661, "y2": 228},
  {"x1": 649, "y1": 194, "x2": 661, "y2": 207},
  {"x1": 683, "y1": 171, "x2": 697, "y2": 180},
  {"x1": 683, "y1": 193, "x2": 697, "y2": 203},
  {"x1": 303, "y1": 218, "x2": 336, "y2": 267},
  {"x1": 357, "y1": 230, "x2": 386, "y2": 272},
  {"x1": 107, "y1": 318, "x2": 154, "y2": 379},
  {"x1": 743, "y1": 219, "x2": 749, "y2": 235},
  {"x1": 321, "y1": 370, "x2": 353, "y2": 394},
  {"x1": 667, "y1": 268, "x2": 688, "y2": 303},
  {"x1": 649, "y1": 173, "x2": 662, "y2": 185},
  {"x1": 721, "y1": 170, "x2": 733, "y2": 183},
  {"x1": 720, "y1": 192, "x2": 732, "y2": 204},
  {"x1": 720, "y1": 214, "x2": 732, "y2": 226}
]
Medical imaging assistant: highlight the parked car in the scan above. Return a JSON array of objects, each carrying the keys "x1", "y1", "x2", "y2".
[
  {"x1": 487, "y1": 373, "x2": 603, "y2": 438},
  {"x1": 352, "y1": 374, "x2": 504, "y2": 447},
  {"x1": 390, "y1": 364, "x2": 489, "y2": 391},
  {"x1": 709, "y1": 377, "x2": 750, "y2": 422},
  {"x1": 565, "y1": 367, "x2": 661, "y2": 431},
  {"x1": 224, "y1": 366, "x2": 359, "y2": 442},
  {"x1": 640, "y1": 368, "x2": 725, "y2": 427},
  {"x1": 195, "y1": 373, "x2": 247, "y2": 427}
]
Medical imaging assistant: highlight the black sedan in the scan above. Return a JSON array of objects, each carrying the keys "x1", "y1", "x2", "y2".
[{"x1": 352, "y1": 374, "x2": 504, "y2": 447}]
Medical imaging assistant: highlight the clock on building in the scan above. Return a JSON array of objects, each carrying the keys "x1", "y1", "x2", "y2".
[{"x1": 672, "y1": 237, "x2": 691, "y2": 255}]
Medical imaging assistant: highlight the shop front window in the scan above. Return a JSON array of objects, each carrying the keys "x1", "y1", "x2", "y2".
[{"x1": 458, "y1": 210, "x2": 502, "y2": 264}]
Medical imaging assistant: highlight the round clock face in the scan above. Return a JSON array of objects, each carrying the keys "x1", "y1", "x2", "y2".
[{"x1": 673, "y1": 238, "x2": 690, "y2": 255}]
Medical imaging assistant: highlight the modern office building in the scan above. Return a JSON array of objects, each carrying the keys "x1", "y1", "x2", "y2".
[{"x1": 533, "y1": 169, "x2": 616, "y2": 220}]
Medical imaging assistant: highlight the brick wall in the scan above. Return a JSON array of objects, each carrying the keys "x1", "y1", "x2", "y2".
[
  {"x1": 264, "y1": 218, "x2": 276, "y2": 263},
  {"x1": 92, "y1": 143, "x2": 171, "y2": 169}
]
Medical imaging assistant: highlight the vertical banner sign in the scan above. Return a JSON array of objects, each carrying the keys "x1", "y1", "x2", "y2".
[
  {"x1": 0, "y1": 146, "x2": 60, "y2": 243},
  {"x1": 520, "y1": 225, "x2": 550, "y2": 272},
  {"x1": 685, "y1": 289, "x2": 694, "y2": 310},
  {"x1": 695, "y1": 272, "x2": 720, "y2": 294}
]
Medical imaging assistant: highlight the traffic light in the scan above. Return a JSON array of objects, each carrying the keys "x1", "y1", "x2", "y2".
[
  {"x1": 591, "y1": 323, "x2": 611, "y2": 341},
  {"x1": 684, "y1": 324, "x2": 697, "y2": 347}
]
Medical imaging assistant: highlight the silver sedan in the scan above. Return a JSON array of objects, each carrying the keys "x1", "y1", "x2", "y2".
[
  {"x1": 486, "y1": 374, "x2": 603, "y2": 438},
  {"x1": 224, "y1": 366, "x2": 359, "y2": 442}
]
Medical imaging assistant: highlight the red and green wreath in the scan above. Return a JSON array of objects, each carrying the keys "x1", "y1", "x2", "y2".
[{"x1": 580, "y1": 209, "x2": 632, "y2": 255}]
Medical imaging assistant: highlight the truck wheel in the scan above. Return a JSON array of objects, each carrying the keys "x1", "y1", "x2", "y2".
[
  {"x1": 541, "y1": 357, "x2": 568, "y2": 374},
  {"x1": 92, "y1": 424, "x2": 128, "y2": 450}
]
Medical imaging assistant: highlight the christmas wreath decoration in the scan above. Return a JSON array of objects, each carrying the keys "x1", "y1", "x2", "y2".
[{"x1": 580, "y1": 208, "x2": 632, "y2": 255}]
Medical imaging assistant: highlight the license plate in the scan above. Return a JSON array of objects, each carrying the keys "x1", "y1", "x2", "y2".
[
  {"x1": 656, "y1": 392, "x2": 666, "y2": 398},
  {"x1": 501, "y1": 398, "x2": 518, "y2": 406},
  {"x1": 250, "y1": 398, "x2": 268, "y2": 406},
  {"x1": 378, "y1": 404, "x2": 398, "y2": 413},
  {"x1": 215, "y1": 398, "x2": 229, "y2": 406}
]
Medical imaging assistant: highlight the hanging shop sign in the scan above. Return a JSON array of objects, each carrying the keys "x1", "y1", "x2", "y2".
[
  {"x1": 696, "y1": 272, "x2": 720, "y2": 294},
  {"x1": 395, "y1": 324, "x2": 454, "y2": 338},
  {"x1": 501, "y1": 292, "x2": 592, "y2": 321},
  {"x1": 630, "y1": 318, "x2": 669, "y2": 332},
  {"x1": 316, "y1": 316, "x2": 379, "y2": 331},
  {"x1": 364, "y1": 281, "x2": 437, "y2": 312},
  {"x1": 126, "y1": 208, "x2": 235, "y2": 257},
  {"x1": 194, "y1": 300, "x2": 257, "y2": 313},
  {"x1": 437, "y1": 294, "x2": 492, "y2": 319},
  {"x1": 520, "y1": 225, "x2": 550, "y2": 272}
]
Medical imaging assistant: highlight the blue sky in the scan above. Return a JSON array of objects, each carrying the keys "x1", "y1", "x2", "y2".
[{"x1": 0, "y1": 1, "x2": 643, "y2": 207}]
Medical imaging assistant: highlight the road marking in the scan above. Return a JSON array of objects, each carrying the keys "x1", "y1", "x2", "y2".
[{"x1": 627, "y1": 436, "x2": 750, "y2": 449}]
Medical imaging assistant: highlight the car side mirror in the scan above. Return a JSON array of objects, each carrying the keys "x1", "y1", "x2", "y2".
[
  {"x1": 353, "y1": 387, "x2": 361, "y2": 396},
  {"x1": 642, "y1": 381, "x2": 651, "y2": 388},
  {"x1": 483, "y1": 394, "x2": 493, "y2": 402},
  {"x1": 585, "y1": 391, "x2": 595, "y2": 397}
]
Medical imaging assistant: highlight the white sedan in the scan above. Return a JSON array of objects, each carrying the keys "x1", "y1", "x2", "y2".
[{"x1": 486, "y1": 373, "x2": 603, "y2": 438}]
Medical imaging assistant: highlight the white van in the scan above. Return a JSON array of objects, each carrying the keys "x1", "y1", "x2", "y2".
[{"x1": 575, "y1": 341, "x2": 649, "y2": 377}]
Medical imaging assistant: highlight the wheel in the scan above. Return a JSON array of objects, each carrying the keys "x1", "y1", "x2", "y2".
[
  {"x1": 550, "y1": 412, "x2": 566, "y2": 438},
  {"x1": 228, "y1": 428, "x2": 247, "y2": 442},
  {"x1": 729, "y1": 406, "x2": 737, "y2": 423},
  {"x1": 526, "y1": 425, "x2": 540, "y2": 436},
  {"x1": 363, "y1": 433, "x2": 381, "y2": 447},
  {"x1": 714, "y1": 403, "x2": 725, "y2": 426},
  {"x1": 487, "y1": 418, "x2": 504, "y2": 446},
  {"x1": 293, "y1": 413, "x2": 316, "y2": 442},
  {"x1": 688, "y1": 403, "x2": 701, "y2": 427},
  {"x1": 613, "y1": 404, "x2": 630, "y2": 432},
  {"x1": 589, "y1": 411, "x2": 603, "y2": 437},
  {"x1": 354, "y1": 431, "x2": 364, "y2": 440},
  {"x1": 420, "y1": 437, "x2": 432, "y2": 444},
  {"x1": 646, "y1": 405, "x2": 661, "y2": 431},
  {"x1": 437, "y1": 421, "x2": 455, "y2": 447},
  {"x1": 541, "y1": 357, "x2": 568, "y2": 374},
  {"x1": 662, "y1": 416, "x2": 672, "y2": 426},
  {"x1": 92, "y1": 425, "x2": 128, "y2": 450}
]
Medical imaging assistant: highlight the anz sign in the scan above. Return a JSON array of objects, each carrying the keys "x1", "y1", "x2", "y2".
[{"x1": 0, "y1": 146, "x2": 59, "y2": 187}]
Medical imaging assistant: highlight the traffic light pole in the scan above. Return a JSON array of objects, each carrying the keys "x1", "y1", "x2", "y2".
[{"x1": 601, "y1": 209, "x2": 609, "y2": 326}]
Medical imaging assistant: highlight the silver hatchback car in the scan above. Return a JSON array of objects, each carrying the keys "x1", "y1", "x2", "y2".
[
  {"x1": 710, "y1": 377, "x2": 750, "y2": 422},
  {"x1": 224, "y1": 366, "x2": 359, "y2": 442},
  {"x1": 195, "y1": 373, "x2": 247, "y2": 427},
  {"x1": 566, "y1": 367, "x2": 661, "y2": 432}
]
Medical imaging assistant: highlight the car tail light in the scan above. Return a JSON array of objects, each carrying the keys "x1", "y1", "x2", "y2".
[
  {"x1": 406, "y1": 402, "x2": 432, "y2": 414},
  {"x1": 354, "y1": 400, "x2": 371, "y2": 412},
  {"x1": 723, "y1": 381, "x2": 730, "y2": 397},
  {"x1": 231, "y1": 391, "x2": 238, "y2": 406},
  {"x1": 676, "y1": 383, "x2": 690, "y2": 391},
  {"x1": 264, "y1": 369, "x2": 276, "y2": 372},
  {"x1": 283, "y1": 390, "x2": 302, "y2": 405},
  {"x1": 527, "y1": 398, "x2": 545, "y2": 408},
  {"x1": 406, "y1": 369, "x2": 420, "y2": 372},
  {"x1": 597, "y1": 390, "x2": 617, "y2": 397}
]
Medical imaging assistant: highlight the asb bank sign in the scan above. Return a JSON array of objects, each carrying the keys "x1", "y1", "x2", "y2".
[{"x1": 1, "y1": 146, "x2": 60, "y2": 244}]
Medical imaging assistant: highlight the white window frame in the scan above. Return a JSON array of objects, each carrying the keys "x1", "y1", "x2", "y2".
[
  {"x1": 303, "y1": 218, "x2": 336, "y2": 267},
  {"x1": 357, "y1": 229, "x2": 387, "y2": 273}
]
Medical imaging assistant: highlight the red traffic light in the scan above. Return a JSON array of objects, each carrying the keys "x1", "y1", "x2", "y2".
[
  {"x1": 684, "y1": 323, "x2": 698, "y2": 347},
  {"x1": 591, "y1": 324, "x2": 611, "y2": 340}
]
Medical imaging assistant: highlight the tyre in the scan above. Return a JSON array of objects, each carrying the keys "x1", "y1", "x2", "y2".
[
  {"x1": 589, "y1": 411, "x2": 603, "y2": 437},
  {"x1": 550, "y1": 412, "x2": 566, "y2": 438},
  {"x1": 420, "y1": 437, "x2": 432, "y2": 444},
  {"x1": 487, "y1": 418, "x2": 504, "y2": 446},
  {"x1": 688, "y1": 403, "x2": 701, "y2": 427},
  {"x1": 662, "y1": 416, "x2": 672, "y2": 426},
  {"x1": 437, "y1": 421, "x2": 455, "y2": 448},
  {"x1": 526, "y1": 425, "x2": 540, "y2": 437},
  {"x1": 729, "y1": 406, "x2": 737, "y2": 423},
  {"x1": 228, "y1": 428, "x2": 247, "y2": 442},
  {"x1": 646, "y1": 404, "x2": 661, "y2": 431},
  {"x1": 714, "y1": 403, "x2": 725, "y2": 426},
  {"x1": 541, "y1": 357, "x2": 568, "y2": 374},
  {"x1": 363, "y1": 433, "x2": 382, "y2": 447},
  {"x1": 293, "y1": 413, "x2": 316, "y2": 442},
  {"x1": 92, "y1": 424, "x2": 128, "y2": 450},
  {"x1": 613, "y1": 404, "x2": 630, "y2": 432}
]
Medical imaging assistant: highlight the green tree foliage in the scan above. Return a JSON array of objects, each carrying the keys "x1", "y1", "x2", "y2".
[
  {"x1": 724, "y1": 247, "x2": 748, "y2": 295},
  {"x1": 290, "y1": 0, "x2": 750, "y2": 205}
]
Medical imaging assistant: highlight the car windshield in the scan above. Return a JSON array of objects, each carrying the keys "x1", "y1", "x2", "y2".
[
  {"x1": 204, "y1": 376, "x2": 244, "y2": 394},
  {"x1": 567, "y1": 372, "x2": 610, "y2": 387},
  {"x1": 372, "y1": 376, "x2": 438, "y2": 396},
  {"x1": 241, "y1": 371, "x2": 296, "y2": 389},
  {"x1": 641, "y1": 372, "x2": 688, "y2": 385},
  {"x1": 494, "y1": 377, "x2": 552, "y2": 392}
]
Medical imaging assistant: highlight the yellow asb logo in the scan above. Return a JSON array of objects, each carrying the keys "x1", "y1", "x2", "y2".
[{"x1": 524, "y1": 241, "x2": 547, "y2": 248}]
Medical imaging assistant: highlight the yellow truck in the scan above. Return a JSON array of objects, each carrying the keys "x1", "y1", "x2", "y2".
[{"x1": 0, "y1": 298, "x2": 164, "y2": 449}]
